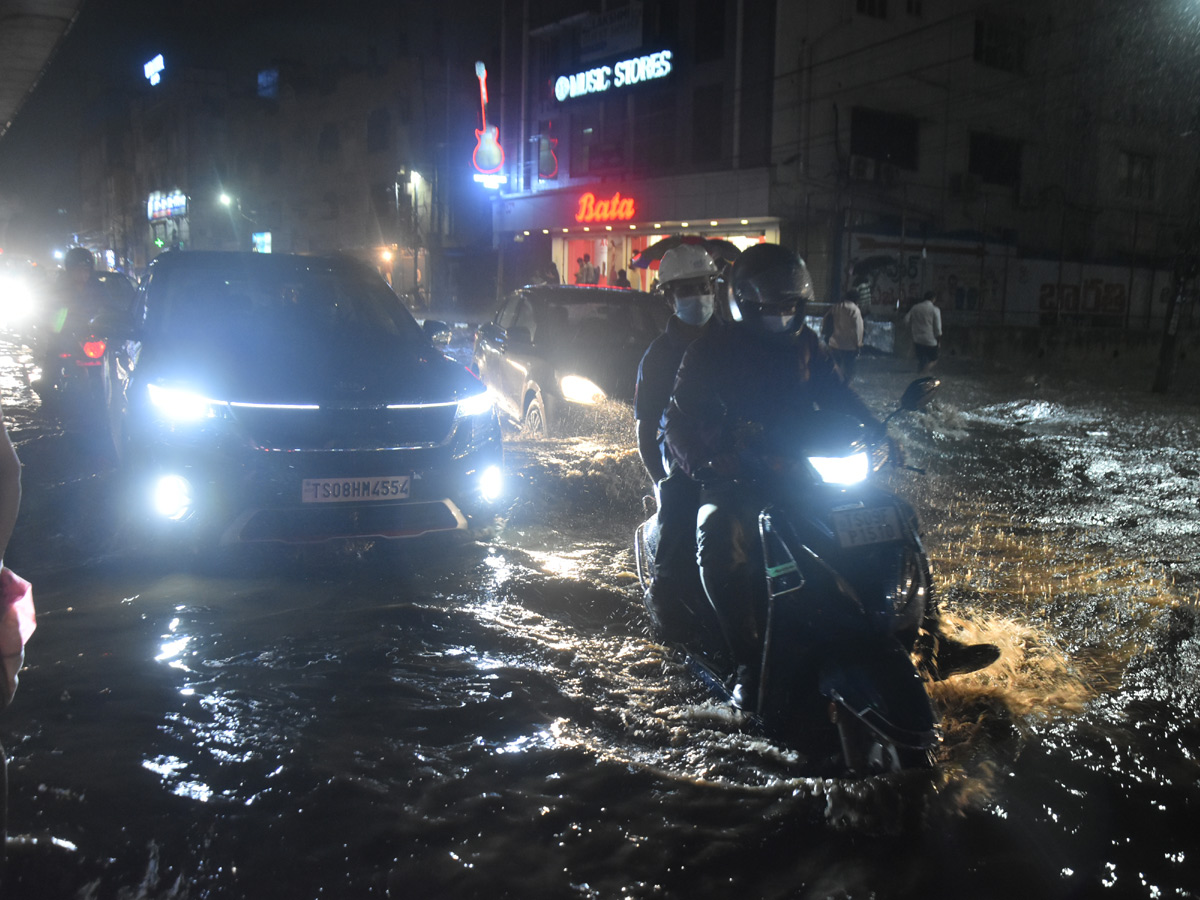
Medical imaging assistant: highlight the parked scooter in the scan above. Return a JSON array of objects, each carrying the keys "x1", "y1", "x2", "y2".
[{"x1": 635, "y1": 377, "x2": 972, "y2": 776}]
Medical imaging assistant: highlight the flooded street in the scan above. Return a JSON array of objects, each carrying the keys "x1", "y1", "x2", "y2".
[{"x1": 1, "y1": 336, "x2": 1199, "y2": 899}]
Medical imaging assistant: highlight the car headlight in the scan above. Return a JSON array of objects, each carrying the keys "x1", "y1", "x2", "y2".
[
  {"x1": 147, "y1": 383, "x2": 222, "y2": 421},
  {"x1": 560, "y1": 375, "x2": 606, "y2": 405},
  {"x1": 456, "y1": 390, "x2": 494, "y2": 418},
  {"x1": 809, "y1": 452, "x2": 869, "y2": 485},
  {"x1": 0, "y1": 277, "x2": 35, "y2": 325}
]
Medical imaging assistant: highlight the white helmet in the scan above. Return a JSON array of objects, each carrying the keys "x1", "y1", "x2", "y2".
[{"x1": 657, "y1": 243, "x2": 718, "y2": 285}]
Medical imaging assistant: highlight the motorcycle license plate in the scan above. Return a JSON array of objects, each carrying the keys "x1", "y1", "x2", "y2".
[
  {"x1": 831, "y1": 506, "x2": 902, "y2": 548},
  {"x1": 302, "y1": 475, "x2": 411, "y2": 503}
]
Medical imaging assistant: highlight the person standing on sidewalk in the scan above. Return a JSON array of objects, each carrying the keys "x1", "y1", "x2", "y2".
[
  {"x1": 824, "y1": 290, "x2": 865, "y2": 384},
  {"x1": 905, "y1": 290, "x2": 943, "y2": 373}
]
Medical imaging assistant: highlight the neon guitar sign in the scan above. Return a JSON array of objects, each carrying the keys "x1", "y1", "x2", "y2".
[{"x1": 473, "y1": 61, "x2": 504, "y2": 175}]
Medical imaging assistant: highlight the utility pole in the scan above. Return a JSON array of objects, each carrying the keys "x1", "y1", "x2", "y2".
[{"x1": 1152, "y1": 165, "x2": 1200, "y2": 394}]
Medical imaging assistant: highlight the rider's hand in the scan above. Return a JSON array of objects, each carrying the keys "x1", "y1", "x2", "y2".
[{"x1": 698, "y1": 452, "x2": 740, "y2": 483}]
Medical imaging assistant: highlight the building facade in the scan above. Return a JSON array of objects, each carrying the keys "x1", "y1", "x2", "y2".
[{"x1": 489, "y1": 0, "x2": 1196, "y2": 333}]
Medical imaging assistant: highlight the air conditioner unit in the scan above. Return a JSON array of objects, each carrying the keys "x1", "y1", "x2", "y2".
[
  {"x1": 849, "y1": 155, "x2": 876, "y2": 182},
  {"x1": 949, "y1": 172, "x2": 981, "y2": 198}
]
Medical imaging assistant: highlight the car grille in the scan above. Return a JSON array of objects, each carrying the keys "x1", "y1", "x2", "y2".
[
  {"x1": 231, "y1": 404, "x2": 459, "y2": 451},
  {"x1": 233, "y1": 500, "x2": 465, "y2": 543}
]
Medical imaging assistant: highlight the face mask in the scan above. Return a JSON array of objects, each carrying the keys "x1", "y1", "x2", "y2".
[
  {"x1": 675, "y1": 294, "x2": 714, "y2": 326},
  {"x1": 760, "y1": 313, "x2": 795, "y2": 333}
]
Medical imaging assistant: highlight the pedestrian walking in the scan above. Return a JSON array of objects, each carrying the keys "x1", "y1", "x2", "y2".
[
  {"x1": 905, "y1": 290, "x2": 942, "y2": 373},
  {"x1": 824, "y1": 290, "x2": 864, "y2": 384}
]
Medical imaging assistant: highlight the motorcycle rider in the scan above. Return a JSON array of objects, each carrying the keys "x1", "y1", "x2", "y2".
[
  {"x1": 664, "y1": 243, "x2": 997, "y2": 703},
  {"x1": 49, "y1": 247, "x2": 103, "y2": 336},
  {"x1": 634, "y1": 244, "x2": 723, "y2": 642}
]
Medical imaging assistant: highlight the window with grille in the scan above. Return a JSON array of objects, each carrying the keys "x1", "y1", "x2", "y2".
[{"x1": 857, "y1": 0, "x2": 887, "y2": 19}]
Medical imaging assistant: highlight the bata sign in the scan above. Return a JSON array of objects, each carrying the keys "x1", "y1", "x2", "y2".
[
  {"x1": 575, "y1": 191, "x2": 635, "y2": 223},
  {"x1": 554, "y1": 50, "x2": 672, "y2": 102}
]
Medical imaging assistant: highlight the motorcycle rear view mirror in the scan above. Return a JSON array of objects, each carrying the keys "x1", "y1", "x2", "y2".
[
  {"x1": 422, "y1": 319, "x2": 453, "y2": 348},
  {"x1": 899, "y1": 377, "x2": 940, "y2": 411},
  {"x1": 885, "y1": 377, "x2": 940, "y2": 423}
]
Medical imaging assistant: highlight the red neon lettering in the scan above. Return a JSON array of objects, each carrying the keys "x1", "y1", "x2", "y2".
[{"x1": 575, "y1": 191, "x2": 636, "y2": 223}]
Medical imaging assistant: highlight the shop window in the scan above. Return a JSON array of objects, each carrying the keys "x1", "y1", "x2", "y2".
[
  {"x1": 968, "y1": 132, "x2": 1021, "y2": 187},
  {"x1": 260, "y1": 139, "x2": 281, "y2": 177},
  {"x1": 692, "y1": 84, "x2": 723, "y2": 165},
  {"x1": 366, "y1": 108, "x2": 391, "y2": 153},
  {"x1": 257, "y1": 68, "x2": 279, "y2": 100},
  {"x1": 634, "y1": 88, "x2": 676, "y2": 172},
  {"x1": 850, "y1": 106, "x2": 918, "y2": 170},
  {"x1": 570, "y1": 100, "x2": 625, "y2": 177},
  {"x1": 1117, "y1": 150, "x2": 1155, "y2": 202},
  {"x1": 857, "y1": 0, "x2": 887, "y2": 19},
  {"x1": 974, "y1": 16, "x2": 1026, "y2": 73},
  {"x1": 317, "y1": 123, "x2": 339, "y2": 164},
  {"x1": 695, "y1": 0, "x2": 725, "y2": 62},
  {"x1": 570, "y1": 119, "x2": 595, "y2": 178}
]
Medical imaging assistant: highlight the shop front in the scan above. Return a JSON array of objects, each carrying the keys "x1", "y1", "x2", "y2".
[{"x1": 494, "y1": 168, "x2": 779, "y2": 291}]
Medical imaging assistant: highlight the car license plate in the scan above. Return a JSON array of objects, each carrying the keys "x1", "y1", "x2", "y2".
[
  {"x1": 831, "y1": 506, "x2": 902, "y2": 548},
  {"x1": 302, "y1": 475, "x2": 411, "y2": 503}
]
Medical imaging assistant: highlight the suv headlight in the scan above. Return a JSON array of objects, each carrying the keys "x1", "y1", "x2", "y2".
[
  {"x1": 147, "y1": 383, "x2": 222, "y2": 422},
  {"x1": 456, "y1": 390, "x2": 494, "y2": 418},
  {"x1": 560, "y1": 375, "x2": 606, "y2": 405}
]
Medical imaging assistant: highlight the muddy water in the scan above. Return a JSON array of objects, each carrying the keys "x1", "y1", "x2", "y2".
[{"x1": 2, "y1": 341, "x2": 1199, "y2": 899}]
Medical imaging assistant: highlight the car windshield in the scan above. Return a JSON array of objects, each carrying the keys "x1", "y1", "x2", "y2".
[
  {"x1": 540, "y1": 297, "x2": 663, "y2": 346},
  {"x1": 150, "y1": 256, "x2": 427, "y2": 346}
]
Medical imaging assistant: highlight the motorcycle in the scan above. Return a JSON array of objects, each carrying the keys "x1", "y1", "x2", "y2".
[
  {"x1": 635, "y1": 377, "x2": 952, "y2": 776},
  {"x1": 32, "y1": 325, "x2": 108, "y2": 413}
]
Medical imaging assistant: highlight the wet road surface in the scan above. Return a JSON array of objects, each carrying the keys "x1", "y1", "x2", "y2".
[{"x1": 1, "y1": 335, "x2": 1199, "y2": 899}]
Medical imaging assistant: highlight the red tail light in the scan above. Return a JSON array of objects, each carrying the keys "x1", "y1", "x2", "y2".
[{"x1": 82, "y1": 338, "x2": 107, "y2": 359}]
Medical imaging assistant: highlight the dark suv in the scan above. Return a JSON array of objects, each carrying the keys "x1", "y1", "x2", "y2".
[{"x1": 105, "y1": 251, "x2": 503, "y2": 548}]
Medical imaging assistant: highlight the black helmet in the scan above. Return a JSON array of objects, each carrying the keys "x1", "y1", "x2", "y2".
[
  {"x1": 729, "y1": 243, "x2": 814, "y2": 332},
  {"x1": 64, "y1": 247, "x2": 95, "y2": 271}
]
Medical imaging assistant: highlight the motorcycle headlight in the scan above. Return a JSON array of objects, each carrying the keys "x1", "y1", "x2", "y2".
[
  {"x1": 560, "y1": 375, "x2": 606, "y2": 405},
  {"x1": 809, "y1": 452, "x2": 869, "y2": 485},
  {"x1": 147, "y1": 383, "x2": 222, "y2": 422}
]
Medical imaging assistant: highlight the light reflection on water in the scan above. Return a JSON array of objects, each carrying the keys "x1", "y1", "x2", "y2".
[{"x1": 4, "y1": 354, "x2": 1200, "y2": 897}]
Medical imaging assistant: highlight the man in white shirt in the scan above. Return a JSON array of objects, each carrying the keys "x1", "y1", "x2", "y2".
[
  {"x1": 824, "y1": 291, "x2": 865, "y2": 384},
  {"x1": 904, "y1": 291, "x2": 942, "y2": 373}
]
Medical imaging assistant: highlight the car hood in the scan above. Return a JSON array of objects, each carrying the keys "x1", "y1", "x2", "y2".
[{"x1": 141, "y1": 329, "x2": 483, "y2": 406}]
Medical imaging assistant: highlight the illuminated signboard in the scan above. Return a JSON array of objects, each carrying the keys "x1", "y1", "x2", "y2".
[
  {"x1": 554, "y1": 50, "x2": 671, "y2": 102},
  {"x1": 575, "y1": 191, "x2": 635, "y2": 223},
  {"x1": 472, "y1": 61, "x2": 505, "y2": 179},
  {"x1": 144, "y1": 54, "x2": 165, "y2": 86},
  {"x1": 147, "y1": 189, "x2": 187, "y2": 221}
]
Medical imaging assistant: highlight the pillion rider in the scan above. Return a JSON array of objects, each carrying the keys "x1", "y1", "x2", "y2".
[{"x1": 634, "y1": 244, "x2": 722, "y2": 642}]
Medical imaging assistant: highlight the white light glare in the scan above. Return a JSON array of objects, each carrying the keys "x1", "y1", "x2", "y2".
[
  {"x1": 148, "y1": 383, "x2": 218, "y2": 421},
  {"x1": 809, "y1": 452, "x2": 869, "y2": 485},
  {"x1": 560, "y1": 375, "x2": 606, "y2": 405},
  {"x1": 154, "y1": 475, "x2": 193, "y2": 520},
  {"x1": 479, "y1": 465, "x2": 503, "y2": 502},
  {"x1": 456, "y1": 391, "x2": 494, "y2": 418}
]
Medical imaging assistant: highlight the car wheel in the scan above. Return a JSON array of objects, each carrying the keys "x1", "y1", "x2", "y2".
[{"x1": 523, "y1": 393, "x2": 553, "y2": 437}]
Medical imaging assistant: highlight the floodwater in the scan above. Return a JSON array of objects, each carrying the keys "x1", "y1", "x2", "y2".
[{"x1": 1, "y1": 336, "x2": 1199, "y2": 899}]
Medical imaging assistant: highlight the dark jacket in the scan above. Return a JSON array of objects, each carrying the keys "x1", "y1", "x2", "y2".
[
  {"x1": 664, "y1": 322, "x2": 880, "y2": 478},
  {"x1": 634, "y1": 316, "x2": 704, "y2": 428}
]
